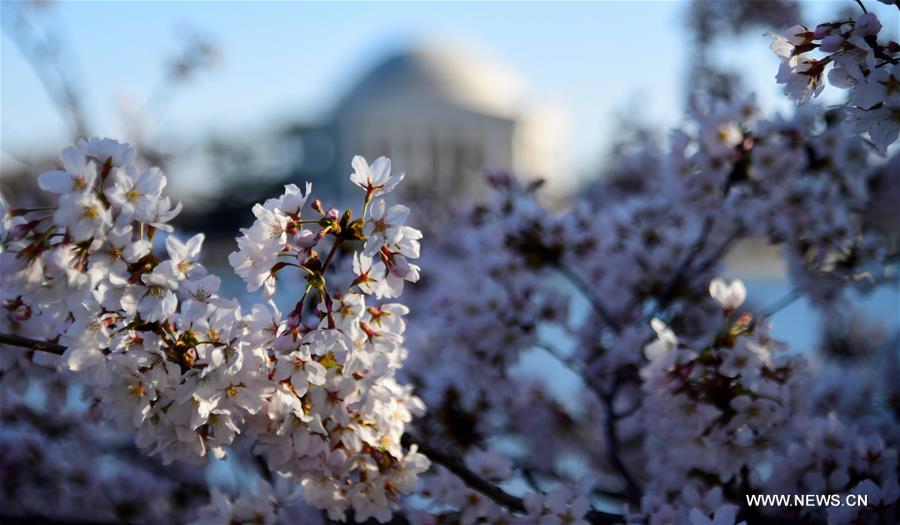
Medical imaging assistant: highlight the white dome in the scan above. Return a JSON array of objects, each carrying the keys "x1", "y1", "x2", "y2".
[{"x1": 339, "y1": 39, "x2": 527, "y2": 118}]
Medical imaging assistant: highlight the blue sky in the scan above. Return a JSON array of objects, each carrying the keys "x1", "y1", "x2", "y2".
[{"x1": 2, "y1": 1, "x2": 896, "y2": 191}]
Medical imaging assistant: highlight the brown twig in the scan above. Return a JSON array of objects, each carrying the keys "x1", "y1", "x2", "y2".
[
  {"x1": 321, "y1": 238, "x2": 344, "y2": 273},
  {"x1": 0, "y1": 333, "x2": 65, "y2": 355},
  {"x1": 403, "y1": 434, "x2": 527, "y2": 513},
  {"x1": 0, "y1": 514, "x2": 115, "y2": 525}
]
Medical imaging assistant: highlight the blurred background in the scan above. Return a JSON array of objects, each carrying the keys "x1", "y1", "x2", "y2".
[{"x1": 2, "y1": 0, "x2": 898, "y2": 353}]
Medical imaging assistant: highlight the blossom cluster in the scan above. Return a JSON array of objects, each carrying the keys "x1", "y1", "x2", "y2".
[
  {"x1": 637, "y1": 281, "x2": 808, "y2": 523},
  {"x1": 0, "y1": 138, "x2": 256, "y2": 464},
  {"x1": 0, "y1": 143, "x2": 428, "y2": 521},
  {"x1": 672, "y1": 89, "x2": 895, "y2": 308},
  {"x1": 226, "y1": 155, "x2": 427, "y2": 521},
  {"x1": 766, "y1": 12, "x2": 899, "y2": 151}
]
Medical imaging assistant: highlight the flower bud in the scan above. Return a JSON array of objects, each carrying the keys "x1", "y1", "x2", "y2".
[
  {"x1": 819, "y1": 35, "x2": 844, "y2": 53},
  {"x1": 813, "y1": 24, "x2": 831, "y2": 40},
  {"x1": 295, "y1": 229, "x2": 317, "y2": 248},
  {"x1": 855, "y1": 13, "x2": 881, "y2": 37}
]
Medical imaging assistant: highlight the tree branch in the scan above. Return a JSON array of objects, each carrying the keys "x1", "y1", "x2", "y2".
[
  {"x1": 402, "y1": 434, "x2": 624, "y2": 525},
  {"x1": 402, "y1": 433, "x2": 527, "y2": 513},
  {"x1": 656, "y1": 215, "x2": 715, "y2": 311},
  {"x1": 757, "y1": 289, "x2": 802, "y2": 319},
  {"x1": 556, "y1": 263, "x2": 622, "y2": 332},
  {"x1": 533, "y1": 342, "x2": 643, "y2": 505},
  {"x1": 0, "y1": 514, "x2": 115, "y2": 525},
  {"x1": 599, "y1": 375, "x2": 643, "y2": 506},
  {"x1": 0, "y1": 333, "x2": 65, "y2": 355}
]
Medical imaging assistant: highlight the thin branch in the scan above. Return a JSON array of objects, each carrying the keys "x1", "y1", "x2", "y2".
[
  {"x1": 521, "y1": 465, "x2": 543, "y2": 492},
  {"x1": 534, "y1": 341, "x2": 607, "y2": 410},
  {"x1": 598, "y1": 375, "x2": 643, "y2": 506},
  {"x1": 0, "y1": 514, "x2": 114, "y2": 525},
  {"x1": 656, "y1": 215, "x2": 715, "y2": 311},
  {"x1": 556, "y1": 264, "x2": 621, "y2": 331},
  {"x1": 321, "y1": 238, "x2": 344, "y2": 273},
  {"x1": 534, "y1": 341, "x2": 585, "y2": 376},
  {"x1": 534, "y1": 342, "x2": 643, "y2": 506},
  {"x1": 601, "y1": 399, "x2": 641, "y2": 505},
  {"x1": 403, "y1": 434, "x2": 527, "y2": 513},
  {"x1": 690, "y1": 231, "x2": 739, "y2": 280},
  {"x1": 854, "y1": 0, "x2": 868, "y2": 14},
  {"x1": 0, "y1": 333, "x2": 65, "y2": 355},
  {"x1": 757, "y1": 289, "x2": 802, "y2": 319},
  {"x1": 614, "y1": 399, "x2": 642, "y2": 420}
]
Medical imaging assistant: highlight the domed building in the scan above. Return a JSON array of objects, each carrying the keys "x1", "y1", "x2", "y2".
[{"x1": 283, "y1": 39, "x2": 566, "y2": 201}]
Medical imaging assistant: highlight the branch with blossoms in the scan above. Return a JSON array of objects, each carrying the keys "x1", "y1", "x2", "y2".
[
  {"x1": 0, "y1": 327, "x2": 626, "y2": 525},
  {"x1": 2, "y1": 142, "x2": 627, "y2": 524},
  {"x1": 0, "y1": 140, "x2": 431, "y2": 523},
  {"x1": 0, "y1": 333, "x2": 66, "y2": 354},
  {"x1": 766, "y1": 9, "x2": 899, "y2": 151}
]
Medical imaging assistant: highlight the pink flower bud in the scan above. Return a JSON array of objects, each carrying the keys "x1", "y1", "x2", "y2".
[
  {"x1": 819, "y1": 35, "x2": 844, "y2": 53},
  {"x1": 855, "y1": 13, "x2": 881, "y2": 37},
  {"x1": 295, "y1": 229, "x2": 317, "y2": 248},
  {"x1": 10, "y1": 223, "x2": 31, "y2": 240}
]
